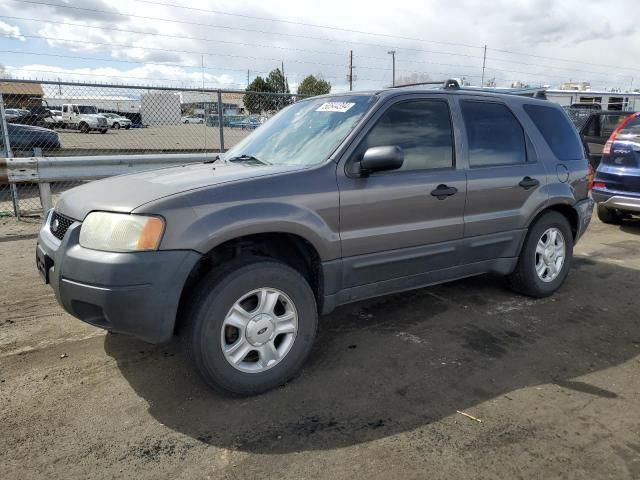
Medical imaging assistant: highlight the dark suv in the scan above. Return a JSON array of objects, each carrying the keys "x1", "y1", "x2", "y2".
[{"x1": 36, "y1": 84, "x2": 594, "y2": 395}]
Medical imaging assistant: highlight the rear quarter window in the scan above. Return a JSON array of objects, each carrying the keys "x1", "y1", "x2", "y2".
[{"x1": 524, "y1": 104, "x2": 584, "y2": 161}]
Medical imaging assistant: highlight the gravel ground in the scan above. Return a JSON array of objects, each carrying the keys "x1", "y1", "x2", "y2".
[{"x1": 1, "y1": 215, "x2": 639, "y2": 479}]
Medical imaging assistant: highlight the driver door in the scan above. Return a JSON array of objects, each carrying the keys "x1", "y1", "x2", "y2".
[{"x1": 337, "y1": 96, "x2": 467, "y2": 290}]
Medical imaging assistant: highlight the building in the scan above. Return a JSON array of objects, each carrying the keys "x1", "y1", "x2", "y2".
[
  {"x1": 545, "y1": 89, "x2": 640, "y2": 111},
  {"x1": 180, "y1": 91, "x2": 245, "y2": 116},
  {"x1": 43, "y1": 95, "x2": 140, "y2": 114},
  {"x1": 0, "y1": 81, "x2": 44, "y2": 109},
  {"x1": 141, "y1": 92, "x2": 182, "y2": 125}
]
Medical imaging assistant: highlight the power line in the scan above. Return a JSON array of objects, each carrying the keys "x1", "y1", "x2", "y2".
[
  {"x1": 126, "y1": 0, "x2": 484, "y2": 49},
  {"x1": 8, "y1": 0, "x2": 484, "y2": 55},
  {"x1": 0, "y1": 50, "x2": 387, "y2": 83}
]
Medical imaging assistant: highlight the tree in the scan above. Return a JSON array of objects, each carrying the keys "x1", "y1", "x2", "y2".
[
  {"x1": 244, "y1": 68, "x2": 292, "y2": 114},
  {"x1": 395, "y1": 72, "x2": 431, "y2": 86},
  {"x1": 297, "y1": 75, "x2": 331, "y2": 96},
  {"x1": 244, "y1": 75, "x2": 272, "y2": 114}
]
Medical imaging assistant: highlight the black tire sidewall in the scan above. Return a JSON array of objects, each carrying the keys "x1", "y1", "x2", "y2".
[
  {"x1": 518, "y1": 212, "x2": 574, "y2": 296},
  {"x1": 189, "y1": 261, "x2": 317, "y2": 395}
]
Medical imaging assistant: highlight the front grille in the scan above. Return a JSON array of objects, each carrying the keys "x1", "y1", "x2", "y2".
[{"x1": 49, "y1": 211, "x2": 74, "y2": 241}]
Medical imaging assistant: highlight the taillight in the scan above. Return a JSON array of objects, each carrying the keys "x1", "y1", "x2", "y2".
[
  {"x1": 603, "y1": 113, "x2": 638, "y2": 156},
  {"x1": 593, "y1": 181, "x2": 606, "y2": 190},
  {"x1": 587, "y1": 164, "x2": 594, "y2": 192}
]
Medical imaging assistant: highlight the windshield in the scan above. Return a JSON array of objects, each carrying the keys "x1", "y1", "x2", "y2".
[
  {"x1": 78, "y1": 106, "x2": 98, "y2": 114},
  {"x1": 223, "y1": 95, "x2": 376, "y2": 166}
]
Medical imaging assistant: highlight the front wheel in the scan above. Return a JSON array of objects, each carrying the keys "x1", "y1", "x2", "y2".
[
  {"x1": 113, "y1": 122, "x2": 120, "y2": 129},
  {"x1": 185, "y1": 259, "x2": 318, "y2": 396},
  {"x1": 509, "y1": 212, "x2": 574, "y2": 298}
]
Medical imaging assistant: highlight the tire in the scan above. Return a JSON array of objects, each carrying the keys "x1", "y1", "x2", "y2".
[
  {"x1": 509, "y1": 211, "x2": 574, "y2": 298},
  {"x1": 597, "y1": 204, "x2": 624, "y2": 224},
  {"x1": 100, "y1": 129, "x2": 108, "y2": 134},
  {"x1": 184, "y1": 120, "x2": 189, "y2": 124},
  {"x1": 185, "y1": 258, "x2": 318, "y2": 396},
  {"x1": 113, "y1": 122, "x2": 120, "y2": 129},
  {"x1": 79, "y1": 122, "x2": 90, "y2": 133},
  {"x1": 124, "y1": 125, "x2": 130, "y2": 130}
]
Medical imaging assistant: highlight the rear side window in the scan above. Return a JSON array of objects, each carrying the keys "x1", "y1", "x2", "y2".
[
  {"x1": 619, "y1": 116, "x2": 640, "y2": 137},
  {"x1": 524, "y1": 104, "x2": 584, "y2": 161},
  {"x1": 460, "y1": 101, "x2": 526, "y2": 167}
]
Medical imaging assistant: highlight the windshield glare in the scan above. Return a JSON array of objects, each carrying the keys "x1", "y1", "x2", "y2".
[
  {"x1": 224, "y1": 95, "x2": 375, "y2": 166},
  {"x1": 78, "y1": 106, "x2": 98, "y2": 114}
]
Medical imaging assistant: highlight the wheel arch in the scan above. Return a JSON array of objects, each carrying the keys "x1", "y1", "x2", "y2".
[{"x1": 174, "y1": 231, "x2": 325, "y2": 336}]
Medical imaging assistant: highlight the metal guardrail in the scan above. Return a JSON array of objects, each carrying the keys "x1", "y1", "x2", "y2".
[{"x1": 0, "y1": 153, "x2": 212, "y2": 213}]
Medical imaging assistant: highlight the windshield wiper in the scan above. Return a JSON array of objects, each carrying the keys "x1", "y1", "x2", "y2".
[
  {"x1": 226, "y1": 154, "x2": 271, "y2": 165},
  {"x1": 203, "y1": 154, "x2": 221, "y2": 164}
]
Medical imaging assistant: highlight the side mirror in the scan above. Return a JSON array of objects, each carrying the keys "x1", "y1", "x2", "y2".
[{"x1": 359, "y1": 145, "x2": 404, "y2": 176}]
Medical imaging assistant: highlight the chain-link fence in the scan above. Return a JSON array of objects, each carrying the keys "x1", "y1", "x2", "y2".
[{"x1": 0, "y1": 79, "x2": 304, "y2": 218}]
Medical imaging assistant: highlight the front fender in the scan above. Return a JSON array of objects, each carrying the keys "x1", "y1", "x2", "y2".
[{"x1": 184, "y1": 201, "x2": 340, "y2": 261}]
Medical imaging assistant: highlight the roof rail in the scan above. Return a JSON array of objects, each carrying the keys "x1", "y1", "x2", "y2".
[{"x1": 390, "y1": 79, "x2": 461, "y2": 90}]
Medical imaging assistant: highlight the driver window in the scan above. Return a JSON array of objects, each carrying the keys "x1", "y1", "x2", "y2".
[{"x1": 356, "y1": 99, "x2": 454, "y2": 172}]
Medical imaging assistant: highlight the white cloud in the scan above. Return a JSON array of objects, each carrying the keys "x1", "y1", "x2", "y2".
[
  {"x1": 0, "y1": 20, "x2": 25, "y2": 41},
  {"x1": 2, "y1": 0, "x2": 639, "y2": 91}
]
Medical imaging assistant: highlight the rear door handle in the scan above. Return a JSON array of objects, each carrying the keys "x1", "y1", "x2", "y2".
[
  {"x1": 430, "y1": 184, "x2": 458, "y2": 200},
  {"x1": 518, "y1": 176, "x2": 540, "y2": 190}
]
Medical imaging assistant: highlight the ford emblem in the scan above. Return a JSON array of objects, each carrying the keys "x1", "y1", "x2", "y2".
[{"x1": 51, "y1": 218, "x2": 60, "y2": 232}]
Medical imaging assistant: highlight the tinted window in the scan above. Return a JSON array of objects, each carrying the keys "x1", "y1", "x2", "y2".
[
  {"x1": 602, "y1": 113, "x2": 631, "y2": 138},
  {"x1": 461, "y1": 101, "x2": 526, "y2": 166},
  {"x1": 361, "y1": 100, "x2": 454, "y2": 171},
  {"x1": 619, "y1": 116, "x2": 640, "y2": 138},
  {"x1": 524, "y1": 104, "x2": 584, "y2": 161}
]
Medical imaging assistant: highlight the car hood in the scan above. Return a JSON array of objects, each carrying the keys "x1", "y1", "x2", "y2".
[{"x1": 55, "y1": 162, "x2": 305, "y2": 220}]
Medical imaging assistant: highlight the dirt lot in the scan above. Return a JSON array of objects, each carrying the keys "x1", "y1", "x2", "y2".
[{"x1": 1, "y1": 216, "x2": 639, "y2": 479}]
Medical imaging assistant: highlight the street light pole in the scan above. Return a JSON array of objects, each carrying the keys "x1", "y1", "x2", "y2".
[{"x1": 388, "y1": 50, "x2": 396, "y2": 87}]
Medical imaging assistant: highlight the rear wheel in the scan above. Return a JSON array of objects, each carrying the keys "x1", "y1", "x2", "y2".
[
  {"x1": 79, "y1": 122, "x2": 90, "y2": 133},
  {"x1": 113, "y1": 122, "x2": 120, "y2": 129},
  {"x1": 597, "y1": 204, "x2": 624, "y2": 224},
  {"x1": 509, "y1": 212, "x2": 574, "y2": 298},
  {"x1": 185, "y1": 258, "x2": 317, "y2": 396}
]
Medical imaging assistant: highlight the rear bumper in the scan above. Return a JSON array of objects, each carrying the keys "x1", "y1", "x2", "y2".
[
  {"x1": 592, "y1": 191, "x2": 640, "y2": 213},
  {"x1": 575, "y1": 197, "x2": 595, "y2": 240},
  {"x1": 37, "y1": 212, "x2": 201, "y2": 343}
]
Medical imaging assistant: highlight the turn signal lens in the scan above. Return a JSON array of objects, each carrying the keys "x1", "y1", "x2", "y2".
[
  {"x1": 137, "y1": 217, "x2": 165, "y2": 250},
  {"x1": 587, "y1": 164, "x2": 594, "y2": 192}
]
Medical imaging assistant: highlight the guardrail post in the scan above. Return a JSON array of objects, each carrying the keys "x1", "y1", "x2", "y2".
[
  {"x1": 217, "y1": 90, "x2": 225, "y2": 152},
  {"x1": 0, "y1": 92, "x2": 19, "y2": 219},
  {"x1": 33, "y1": 147, "x2": 53, "y2": 212}
]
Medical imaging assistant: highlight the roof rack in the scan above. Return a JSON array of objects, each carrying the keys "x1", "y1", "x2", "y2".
[
  {"x1": 390, "y1": 79, "x2": 461, "y2": 90},
  {"x1": 390, "y1": 80, "x2": 547, "y2": 99}
]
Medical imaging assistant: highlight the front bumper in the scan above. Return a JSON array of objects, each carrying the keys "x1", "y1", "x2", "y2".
[
  {"x1": 592, "y1": 190, "x2": 640, "y2": 213},
  {"x1": 37, "y1": 211, "x2": 201, "y2": 343}
]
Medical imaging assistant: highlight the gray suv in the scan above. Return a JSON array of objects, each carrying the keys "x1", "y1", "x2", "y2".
[{"x1": 36, "y1": 84, "x2": 594, "y2": 395}]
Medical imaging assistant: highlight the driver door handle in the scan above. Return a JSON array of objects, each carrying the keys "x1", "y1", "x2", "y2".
[{"x1": 430, "y1": 184, "x2": 458, "y2": 200}]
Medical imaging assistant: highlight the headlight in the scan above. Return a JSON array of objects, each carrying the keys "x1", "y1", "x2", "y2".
[{"x1": 79, "y1": 212, "x2": 165, "y2": 252}]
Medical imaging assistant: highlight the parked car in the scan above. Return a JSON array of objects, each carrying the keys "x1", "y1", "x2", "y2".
[
  {"x1": 4, "y1": 108, "x2": 30, "y2": 121},
  {"x1": 37, "y1": 85, "x2": 593, "y2": 395},
  {"x1": 229, "y1": 116, "x2": 263, "y2": 130},
  {"x1": 8, "y1": 106, "x2": 55, "y2": 129},
  {"x1": 101, "y1": 113, "x2": 132, "y2": 130},
  {"x1": 592, "y1": 112, "x2": 640, "y2": 223},
  {"x1": 576, "y1": 110, "x2": 635, "y2": 168},
  {"x1": 181, "y1": 116, "x2": 204, "y2": 124},
  {"x1": 1, "y1": 123, "x2": 61, "y2": 151}
]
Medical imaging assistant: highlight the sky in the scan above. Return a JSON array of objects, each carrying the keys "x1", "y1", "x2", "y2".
[{"x1": 0, "y1": 0, "x2": 638, "y2": 92}]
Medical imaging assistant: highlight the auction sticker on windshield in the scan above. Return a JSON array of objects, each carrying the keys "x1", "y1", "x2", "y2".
[{"x1": 316, "y1": 102, "x2": 355, "y2": 113}]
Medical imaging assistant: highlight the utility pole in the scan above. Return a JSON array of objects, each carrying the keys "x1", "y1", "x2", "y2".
[
  {"x1": 247, "y1": 69, "x2": 250, "y2": 87},
  {"x1": 349, "y1": 50, "x2": 354, "y2": 91},
  {"x1": 388, "y1": 50, "x2": 396, "y2": 87},
  {"x1": 481, "y1": 45, "x2": 487, "y2": 88},
  {"x1": 201, "y1": 55, "x2": 205, "y2": 89},
  {"x1": 281, "y1": 60, "x2": 286, "y2": 92}
]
